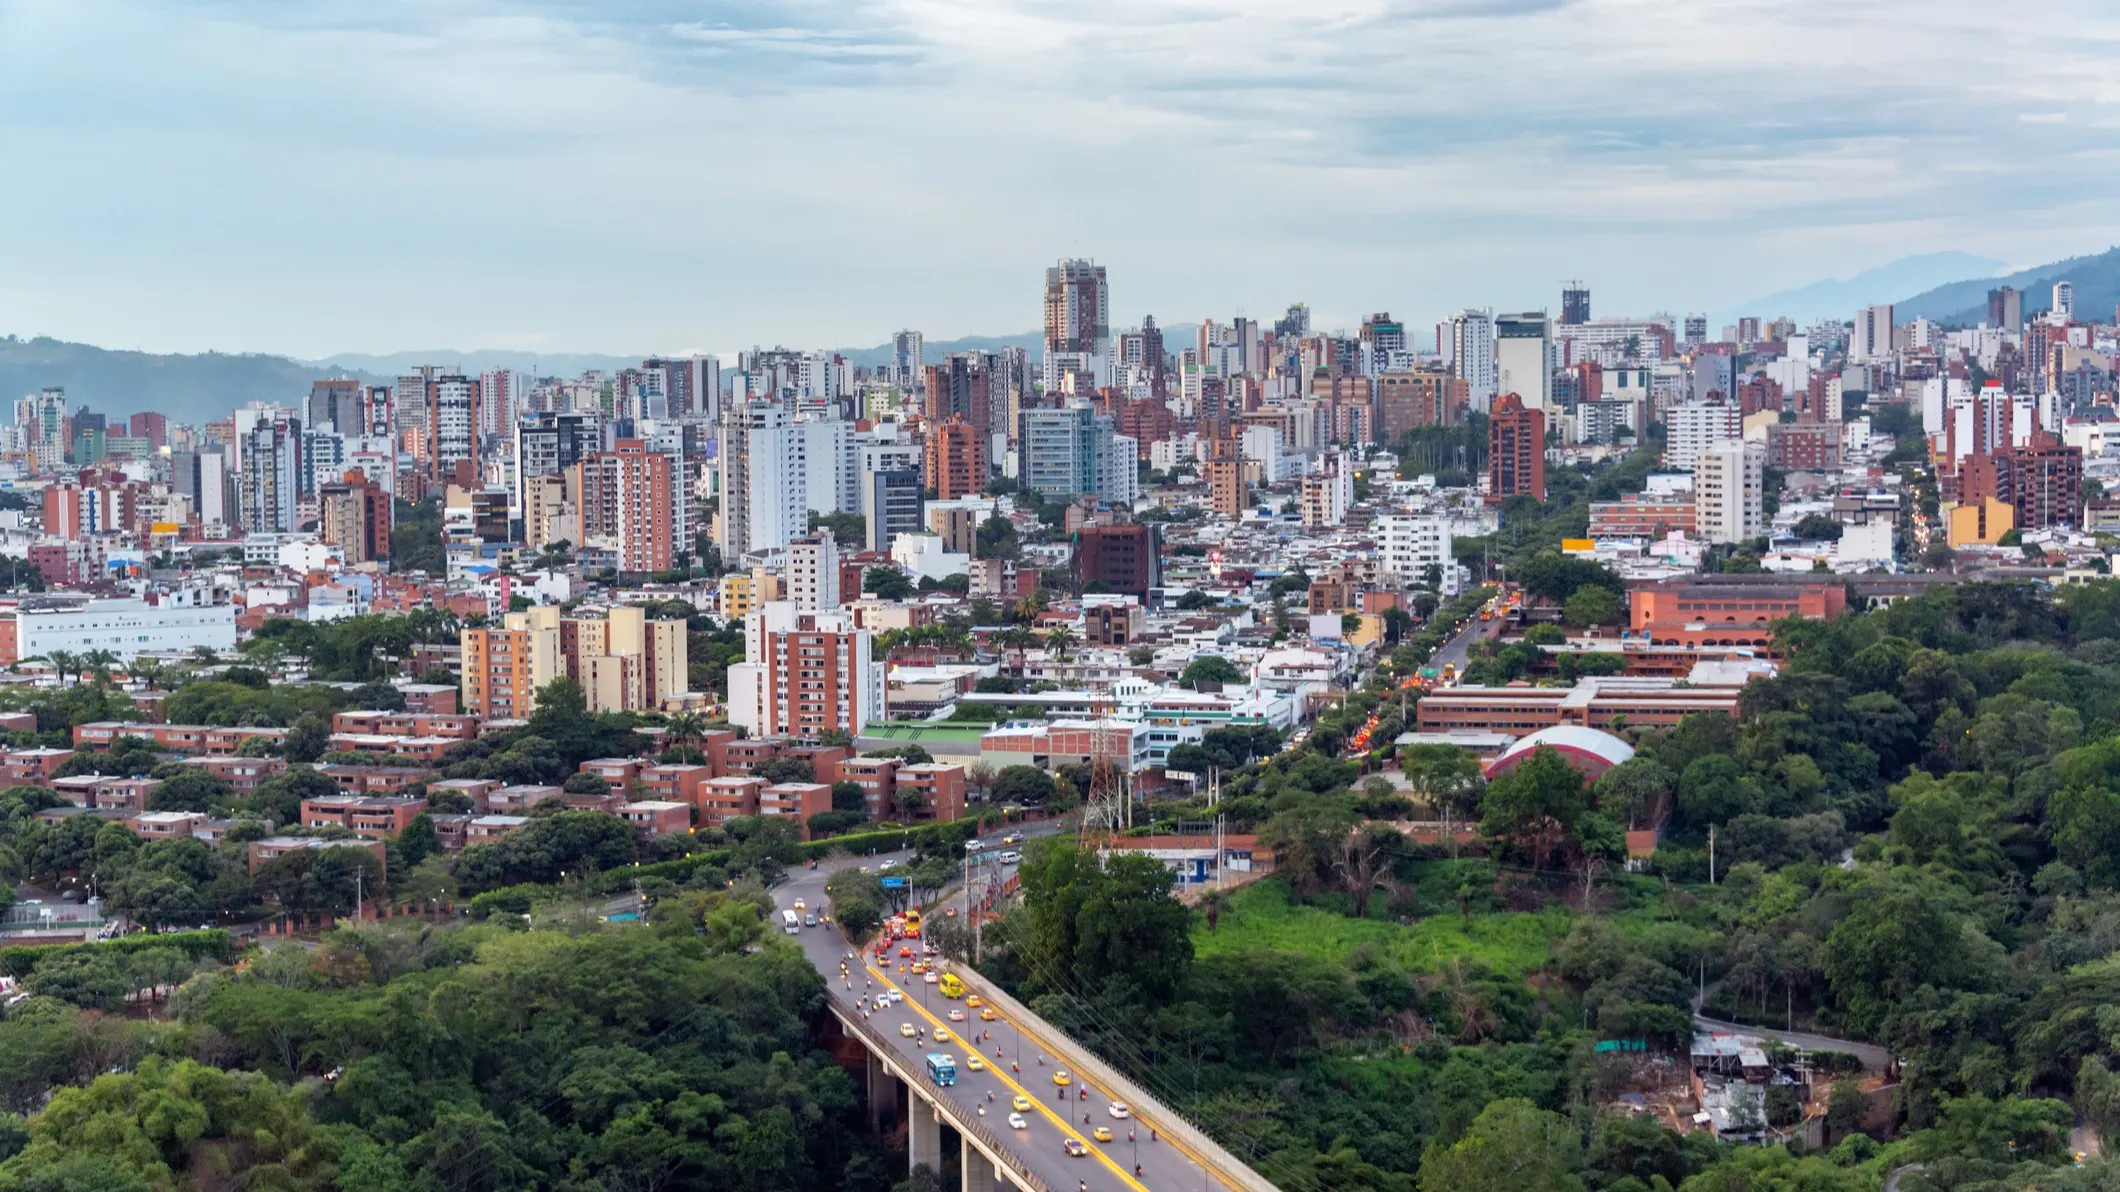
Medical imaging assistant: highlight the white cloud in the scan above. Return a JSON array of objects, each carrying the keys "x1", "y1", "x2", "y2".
[{"x1": 0, "y1": 0, "x2": 2116, "y2": 355}]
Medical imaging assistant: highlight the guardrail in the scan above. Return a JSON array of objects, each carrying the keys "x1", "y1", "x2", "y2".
[
  {"x1": 831, "y1": 1003, "x2": 1055, "y2": 1192},
  {"x1": 948, "y1": 967, "x2": 1280, "y2": 1192}
]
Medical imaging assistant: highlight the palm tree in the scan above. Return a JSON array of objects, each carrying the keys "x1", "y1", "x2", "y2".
[
  {"x1": 44, "y1": 650, "x2": 79, "y2": 685},
  {"x1": 1045, "y1": 627, "x2": 1078, "y2": 661},
  {"x1": 665, "y1": 711, "x2": 707, "y2": 758},
  {"x1": 81, "y1": 649, "x2": 119, "y2": 689}
]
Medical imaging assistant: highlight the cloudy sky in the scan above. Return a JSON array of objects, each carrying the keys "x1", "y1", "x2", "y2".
[{"x1": 0, "y1": 0, "x2": 2113, "y2": 358}]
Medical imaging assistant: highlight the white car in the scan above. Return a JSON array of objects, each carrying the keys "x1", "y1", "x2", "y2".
[
  {"x1": 1108, "y1": 1102, "x2": 1131, "y2": 1119},
  {"x1": 1008, "y1": 1113, "x2": 1028, "y2": 1130},
  {"x1": 997, "y1": 851, "x2": 1023, "y2": 864},
  {"x1": 887, "y1": 989, "x2": 904, "y2": 1004}
]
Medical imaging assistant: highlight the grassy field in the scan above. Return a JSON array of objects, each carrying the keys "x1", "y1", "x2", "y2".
[{"x1": 1193, "y1": 877, "x2": 1671, "y2": 977}]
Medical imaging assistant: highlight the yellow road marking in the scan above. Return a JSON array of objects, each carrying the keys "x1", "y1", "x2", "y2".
[{"x1": 866, "y1": 963, "x2": 1153, "y2": 1192}]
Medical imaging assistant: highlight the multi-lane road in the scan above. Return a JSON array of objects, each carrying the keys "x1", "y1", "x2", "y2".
[{"x1": 771, "y1": 836, "x2": 1244, "y2": 1192}]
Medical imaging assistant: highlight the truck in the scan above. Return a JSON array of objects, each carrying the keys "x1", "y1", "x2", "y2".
[
  {"x1": 781, "y1": 909, "x2": 801, "y2": 935},
  {"x1": 925, "y1": 1053, "x2": 957, "y2": 1086}
]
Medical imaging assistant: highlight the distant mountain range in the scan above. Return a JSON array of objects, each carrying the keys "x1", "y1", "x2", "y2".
[
  {"x1": 1733, "y1": 251, "x2": 2005, "y2": 324},
  {"x1": 1892, "y1": 246, "x2": 2120, "y2": 326}
]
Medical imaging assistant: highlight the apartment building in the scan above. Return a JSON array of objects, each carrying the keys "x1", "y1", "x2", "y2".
[{"x1": 725, "y1": 603, "x2": 884, "y2": 740}]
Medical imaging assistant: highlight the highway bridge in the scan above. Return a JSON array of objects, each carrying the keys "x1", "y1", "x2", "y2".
[{"x1": 774, "y1": 849, "x2": 1275, "y2": 1192}]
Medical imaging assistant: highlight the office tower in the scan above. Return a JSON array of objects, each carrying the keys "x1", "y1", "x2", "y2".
[
  {"x1": 794, "y1": 417, "x2": 857, "y2": 516},
  {"x1": 1665, "y1": 397, "x2": 1743, "y2": 470},
  {"x1": 428, "y1": 373, "x2": 481, "y2": 481},
  {"x1": 1493, "y1": 313, "x2": 1553, "y2": 410},
  {"x1": 863, "y1": 468, "x2": 923, "y2": 553},
  {"x1": 1448, "y1": 310, "x2": 1497, "y2": 411},
  {"x1": 1141, "y1": 315, "x2": 1167, "y2": 396},
  {"x1": 1961, "y1": 434, "x2": 2084, "y2": 530},
  {"x1": 477, "y1": 370, "x2": 520, "y2": 437},
  {"x1": 318, "y1": 469, "x2": 392, "y2": 564},
  {"x1": 1850, "y1": 305, "x2": 1895, "y2": 362},
  {"x1": 238, "y1": 413, "x2": 303, "y2": 533},
  {"x1": 717, "y1": 400, "x2": 752, "y2": 560},
  {"x1": 1486, "y1": 393, "x2": 1545, "y2": 503},
  {"x1": 394, "y1": 367, "x2": 439, "y2": 439},
  {"x1": 636, "y1": 357, "x2": 717, "y2": 422},
  {"x1": 573, "y1": 439, "x2": 674, "y2": 574},
  {"x1": 514, "y1": 412, "x2": 597, "y2": 523},
  {"x1": 1378, "y1": 514, "x2": 1453, "y2": 588},
  {"x1": 1019, "y1": 402, "x2": 1131, "y2": 500},
  {"x1": 1073, "y1": 523, "x2": 1159, "y2": 600},
  {"x1": 1561, "y1": 283, "x2": 1590, "y2": 326},
  {"x1": 1360, "y1": 313, "x2": 1408, "y2": 366},
  {"x1": 1694, "y1": 440, "x2": 1765, "y2": 544},
  {"x1": 1376, "y1": 367, "x2": 1466, "y2": 438},
  {"x1": 924, "y1": 354, "x2": 991, "y2": 429},
  {"x1": 305, "y1": 379, "x2": 361, "y2": 437},
  {"x1": 1736, "y1": 317, "x2": 1762, "y2": 344},
  {"x1": 926, "y1": 417, "x2": 987, "y2": 501},
  {"x1": 127, "y1": 412, "x2": 168, "y2": 450},
  {"x1": 1684, "y1": 315, "x2": 1708, "y2": 344},
  {"x1": 1274, "y1": 303, "x2": 1311, "y2": 339},
  {"x1": 1987, "y1": 287, "x2": 2023, "y2": 333},
  {"x1": 892, "y1": 331, "x2": 924, "y2": 390},
  {"x1": 744, "y1": 401, "x2": 806, "y2": 555},
  {"x1": 462, "y1": 606, "x2": 562, "y2": 718},
  {"x1": 2054, "y1": 281, "x2": 2076, "y2": 322},
  {"x1": 361, "y1": 387, "x2": 394, "y2": 439},
  {"x1": 1301, "y1": 452, "x2": 1355, "y2": 527},
  {"x1": 1042, "y1": 258, "x2": 1111, "y2": 390},
  {"x1": 725, "y1": 604, "x2": 883, "y2": 740},
  {"x1": 171, "y1": 450, "x2": 228, "y2": 527},
  {"x1": 787, "y1": 534, "x2": 840, "y2": 612}
]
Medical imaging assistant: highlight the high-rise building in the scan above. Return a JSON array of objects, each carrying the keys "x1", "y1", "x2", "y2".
[
  {"x1": 1560, "y1": 284, "x2": 1590, "y2": 326},
  {"x1": 461, "y1": 607, "x2": 561, "y2": 719},
  {"x1": 307, "y1": 379, "x2": 362, "y2": 437},
  {"x1": 573, "y1": 438, "x2": 674, "y2": 575},
  {"x1": 1684, "y1": 315, "x2": 1708, "y2": 344},
  {"x1": 1019, "y1": 404, "x2": 1100, "y2": 498},
  {"x1": 787, "y1": 534, "x2": 841, "y2": 613},
  {"x1": 892, "y1": 331, "x2": 924, "y2": 390},
  {"x1": 1664, "y1": 397, "x2": 1743, "y2": 470},
  {"x1": 1493, "y1": 313, "x2": 1553, "y2": 410},
  {"x1": 1447, "y1": 310, "x2": 1497, "y2": 411},
  {"x1": 1206, "y1": 458, "x2": 1247, "y2": 518},
  {"x1": 1376, "y1": 367, "x2": 1466, "y2": 438},
  {"x1": 1140, "y1": 315, "x2": 1167, "y2": 396},
  {"x1": 719, "y1": 398, "x2": 807, "y2": 559},
  {"x1": 1073, "y1": 523, "x2": 1159, "y2": 599},
  {"x1": 1850, "y1": 305, "x2": 1895, "y2": 362},
  {"x1": 925, "y1": 417, "x2": 986, "y2": 501},
  {"x1": 1987, "y1": 287, "x2": 2023, "y2": 333},
  {"x1": 238, "y1": 413, "x2": 303, "y2": 533},
  {"x1": 924, "y1": 355, "x2": 992, "y2": 430},
  {"x1": 1360, "y1": 313, "x2": 1408, "y2": 360},
  {"x1": 2054, "y1": 281, "x2": 2076, "y2": 323},
  {"x1": 1486, "y1": 393, "x2": 1545, "y2": 503},
  {"x1": 171, "y1": 450, "x2": 228, "y2": 528},
  {"x1": 1378, "y1": 514, "x2": 1454, "y2": 591},
  {"x1": 1694, "y1": 440, "x2": 1765, "y2": 544},
  {"x1": 863, "y1": 468, "x2": 923, "y2": 553},
  {"x1": 1301, "y1": 452, "x2": 1355, "y2": 527},
  {"x1": 1961, "y1": 434, "x2": 2084, "y2": 531},
  {"x1": 725, "y1": 604, "x2": 883, "y2": 741},
  {"x1": 1042, "y1": 259, "x2": 1111, "y2": 390},
  {"x1": 514, "y1": 412, "x2": 597, "y2": 526},
  {"x1": 427, "y1": 374, "x2": 481, "y2": 481},
  {"x1": 318, "y1": 470, "x2": 392, "y2": 564}
]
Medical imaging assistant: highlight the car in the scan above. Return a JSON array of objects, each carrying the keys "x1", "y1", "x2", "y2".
[
  {"x1": 935, "y1": 1027, "x2": 952, "y2": 1042},
  {"x1": 1008, "y1": 1113, "x2": 1029, "y2": 1130},
  {"x1": 1064, "y1": 1139, "x2": 1088, "y2": 1157},
  {"x1": 1013, "y1": 1095, "x2": 1032, "y2": 1112},
  {"x1": 898, "y1": 946, "x2": 913, "y2": 957},
  {"x1": 888, "y1": 990, "x2": 904, "y2": 1004},
  {"x1": 966, "y1": 994, "x2": 984, "y2": 1007},
  {"x1": 924, "y1": 971, "x2": 938, "y2": 984},
  {"x1": 910, "y1": 960, "x2": 927, "y2": 973},
  {"x1": 1003, "y1": 833, "x2": 1024, "y2": 845},
  {"x1": 947, "y1": 1009, "x2": 966, "y2": 1021},
  {"x1": 997, "y1": 851, "x2": 1023, "y2": 864},
  {"x1": 899, "y1": 1023, "x2": 917, "y2": 1037},
  {"x1": 965, "y1": 840, "x2": 985, "y2": 852},
  {"x1": 1093, "y1": 1126, "x2": 1113, "y2": 1143},
  {"x1": 791, "y1": 899, "x2": 805, "y2": 910},
  {"x1": 1108, "y1": 1102, "x2": 1130, "y2": 1119},
  {"x1": 878, "y1": 860, "x2": 898, "y2": 871},
  {"x1": 875, "y1": 996, "x2": 891, "y2": 1011},
  {"x1": 1053, "y1": 1070, "x2": 1071, "y2": 1086},
  {"x1": 980, "y1": 1007, "x2": 997, "y2": 1021},
  {"x1": 802, "y1": 914, "x2": 816, "y2": 927},
  {"x1": 967, "y1": 1056, "x2": 985, "y2": 1071}
]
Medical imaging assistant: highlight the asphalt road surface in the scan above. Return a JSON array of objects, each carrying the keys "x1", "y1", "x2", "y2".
[{"x1": 772, "y1": 828, "x2": 1244, "y2": 1192}]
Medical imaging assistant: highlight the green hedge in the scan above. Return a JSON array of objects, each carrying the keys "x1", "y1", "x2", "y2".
[
  {"x1": 796, "y1": 818, "x2": 980, "y2": 861},
  {"x1": 468, "y1": 850, "x2": 738, "y2": 918},
  {"x1": 1, "y1": 928, "x2": 236, "y2": 979}
]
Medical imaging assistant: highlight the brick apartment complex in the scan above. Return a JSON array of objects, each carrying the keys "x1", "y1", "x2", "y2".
[
  {"x1": 925, "y1": 417, "x2": 987, "y2": 501},
  {"x1": 1073, "y1": 523, "x2": 1159, "y2": 600},
  {"x1": 1487, "y1": 393, "x2": 1546, "y2": 502},
  {"x1": 1588, "y1": 495, "x2": 1697, "y2": 539},
  {"x1": 1376, "y1": 367, "x2": 1466, "y2": 438},
  {"x1": 1628, "y1": 579, "x2": 1848, "y2": 648},
  {"x1": 572, "y1": 438, "x2": 674, "y2": 574},
  {"x1": 1959, "y1": 434, "x2": 2085, "y2": 531},
  {"x1": 74, "y1": 722, "x2": 288, "y2": 755},
  {"x1": 1766, "y1": 421, "x2": 1844, "y2": 470},
  {"x1": 299, "y1": 795, "x2": 429, "y2": 840}
]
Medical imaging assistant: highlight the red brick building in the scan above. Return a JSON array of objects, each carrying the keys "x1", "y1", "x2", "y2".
[{"x1": 1487, "y1": 393, "x2": 1546, "y2": 503}]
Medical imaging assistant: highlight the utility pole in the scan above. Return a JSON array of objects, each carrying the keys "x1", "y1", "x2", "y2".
[
  {"x1": 1708, "y1": 823, "x2": 1716, "y2": 885},
  {"x1": 354, "y1": 870, "x2": 364, "y2": 922}
]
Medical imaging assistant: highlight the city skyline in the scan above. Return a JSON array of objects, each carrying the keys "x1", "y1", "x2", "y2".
[{"x1": 3, "y1": 0, "x2": 2113, "y2": 357}]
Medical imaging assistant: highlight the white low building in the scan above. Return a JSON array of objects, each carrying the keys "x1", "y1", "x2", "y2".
[{"x1": 9, "y1": 593, "x2": 237, "y2": 662}]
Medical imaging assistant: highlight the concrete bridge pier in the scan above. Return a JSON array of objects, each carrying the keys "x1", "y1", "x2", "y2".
[
  {"x1": 867, "y1": 1051, "x2": 892, "y2": 1131},
  {"x1": 961, "y1": 1136, "x2": 999, "y2": 1192},
  {"x1": 908, "y1": 1091, "x2": 944, "y2": 1175}
]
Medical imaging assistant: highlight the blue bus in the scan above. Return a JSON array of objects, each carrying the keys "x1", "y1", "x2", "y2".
[{"x1": 925, "y1": 1053, "x2": 957, "y2": 1086}]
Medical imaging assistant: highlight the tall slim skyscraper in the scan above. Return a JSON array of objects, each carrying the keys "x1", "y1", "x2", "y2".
[
  {"x1": 1560, "y1": 284, "x2": 1590, "y2": 326},
  {"x1": 1851, "y1": 305, "x2": 1895, "y2": 362},
  {"x1": 1042, "y1": 258, "x2": 1110, "y2": 390},
  {"x1": 787, "y1": 534, "x2": 840, "y2": 613},
  {"x1": 892, "y1": 331, "x2": 924, "y2": 390},
  {"x1": 2054, "y1": 281, "x2": 2076, "y2": 322},
  {"x1": 238, "y1": 413, "x2": 303, "y2": 533},
  {"x1": 1494, "y1": 313, "x2": 1553, "y2": 410},
  {"x1": 1487, "y1": 394, "x2": 1545, "y2": 503},
  {"x1": 1448, "y1": 310, "x2": 1497, "y2": 412},
  {"x1": 1986, "y1": 287, "x2": 2023, "y2": 333},
  {"x1": 572, "y1": 438, "x2": 674, "y2": 575},
  {"x1": 428, "y1": 373, "x2": 481, "y2": 481},
  {"x1": 308, "y1": 378, "x2": 362, "y2": 437}
]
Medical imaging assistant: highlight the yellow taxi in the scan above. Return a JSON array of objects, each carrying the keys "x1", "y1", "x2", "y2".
[
  {"x1": 898, "y1": 1023, "x2": 917, "y2": 1038},
  {"x1": 792, "y1": 899, "x2": 805, "y2": 910},
  {"x1": 1092, "y1": 1127, "x2": 1113, "y2": 1143},
  {"x1": 968, "y1": 1056, "x2": 986, "y2": 1072},
  {"x1": 910, "y1": 960, "x2": 928, "y2": 974},
  {"x1": 1013, "y1": 1095, "x2": 1032, "y2": 1112},
  {"x1": 980, "y1": 1007, "x2": 998, "y2": 1021},
  {"x1": 935, "y1": 1027, "x2": 952, "y2": 1043},
  {"x1": 966, "y1": 995, "x2": 984, "y2": 1008},
  {"x1": 1053, "y1": 1070, "x2": 1071, "y2": 1087}
]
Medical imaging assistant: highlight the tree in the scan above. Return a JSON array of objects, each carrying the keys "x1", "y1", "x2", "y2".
[
  {"x1": 1179, "y1": 655, "x2": 1245, "y2": 689},
  {"x1": 991, "y1": 765, "x2": 1055, "y2": 806},
  {"x1": 1480, "y1": 747, "x2": 1589, "y2": 869},
  {"x1": 1561, "y1": 584, "x2": 1623, "y2": 628},
  {"x1": 864, "y1": 566, "x2": 916, "y2": 600},
  {"x1": 1015, "y1": 843, "x2": 1194, "y2": 1007},
  {"x1": 1417, "y1": 1098, "x2": 1583, "y2": 1192},
  {"x1": 283, "y1": 713, "x2": 330, "y2": 764}
]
